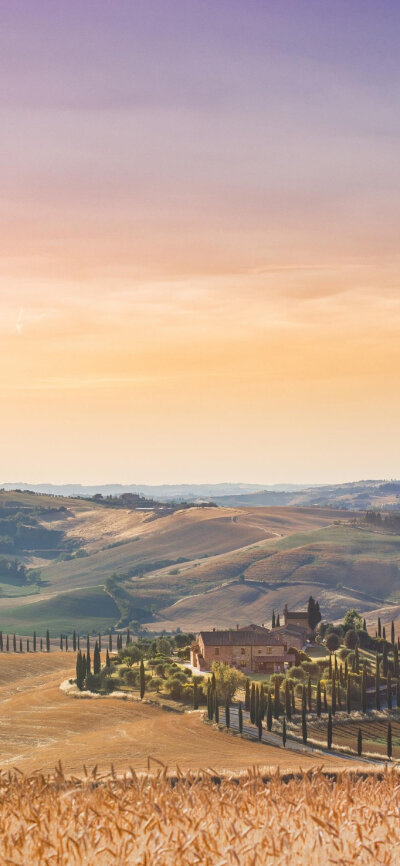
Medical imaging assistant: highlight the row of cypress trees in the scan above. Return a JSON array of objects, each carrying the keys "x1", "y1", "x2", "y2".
[{"x1": 0, "y1": 629, "x2": 134, "y2": 653}]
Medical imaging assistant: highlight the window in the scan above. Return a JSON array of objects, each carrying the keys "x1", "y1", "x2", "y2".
[
  {"x1": 214, "y1": 647, "x2": 219, "y2": 655},
  {"x1": 241, "y1": 648, "x2": 245, "y2": 655}
]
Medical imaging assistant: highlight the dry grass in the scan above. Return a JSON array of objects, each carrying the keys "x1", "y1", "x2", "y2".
[
  {"x1": 0, "y1": 653, "x2": 360, "y2": 776},
  {"x1": 0, "y1": 767, "x2": 399, "y2": 864}
]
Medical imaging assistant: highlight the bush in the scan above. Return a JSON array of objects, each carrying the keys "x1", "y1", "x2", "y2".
[
  {"x1": 344, "y1": 629, "x2": 358, "y2": 649},
  {"x1": 150, "y1": 676, "x2": 163, "y2": 693},
  {"x1": 270, "y1": 673, "x2": 285, "y2": 687},
  {"x1": 301, "y1": 661, "x2": 320, "y2": 677},
  {"x1": 165, "y1": 676, "x2": 184, "y2": 699},
  {"x1": 326, "y1": 633, "x2": 340, "y2": 652},
  {"x1": 288, "y1": 666, "x2": 307, "y2": 681},
  {"x1": 123, "y1": 668, "x2": 137, "y2": 686},
  {"x1": 154, "y1": 663, "x2": 166, "y2": 677}
]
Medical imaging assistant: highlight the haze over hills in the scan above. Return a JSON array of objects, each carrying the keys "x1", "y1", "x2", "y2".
[
  {"x1": 0, "y1": 481, "x2": 315, "y2": 499},
  {"x1": 1, "y1": 488, "x2": 400, "y2": 637}
]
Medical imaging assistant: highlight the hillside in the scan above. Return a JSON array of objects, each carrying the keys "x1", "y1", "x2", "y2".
[
  {"x1": 1, "y1": 490, "x2": 400, "y2": 634},
  {"x1": 213, "y1": 479, "x2": 400, "y2": 510}
]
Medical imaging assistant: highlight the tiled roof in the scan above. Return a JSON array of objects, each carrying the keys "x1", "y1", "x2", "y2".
[{"x1": 199, "y1": 629, "x2": 286, "y2": 647}]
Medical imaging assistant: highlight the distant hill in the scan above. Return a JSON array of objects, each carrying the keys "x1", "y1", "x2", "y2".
[
  {"x1": 0, "y1": 488, "x2": 400, "y2": 636},
  {"x1": 213, "y1": 480, "x2": 400, "y2": 510},
  {"x1": 0, "y1": 481, "x2": 317, "y2": 500}
]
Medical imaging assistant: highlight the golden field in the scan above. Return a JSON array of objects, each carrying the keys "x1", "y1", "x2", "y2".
[
  {"x1": 0, "y1": 653, "x2": 361, "y2": 777},
  {"x1": 0, "y1": 767, "x2": 399, "y2": 864}
]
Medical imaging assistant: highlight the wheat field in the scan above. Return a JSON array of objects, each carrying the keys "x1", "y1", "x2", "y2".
[{"x1": 0, "y1": 767, "x2": 399, "y2": 864}]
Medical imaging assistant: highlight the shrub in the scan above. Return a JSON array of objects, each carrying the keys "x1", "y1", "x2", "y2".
[
  {"x1": 150, "y1": 676, "x2": 163, "y2": 693},
  {"x1": 288, "y1": 666, "x2": 307, "y2": 681},
  {"x1": 301, "y1": 661, "x2": 320, "y2": 677},
  {"x1": 326, "y1": 633, "x2": 340, "y2": 652},
  {"x1": 165, "y1": 676, "x2": 184, "y2": 699},
  {"x1": 155, "y1": 663, "x2": 166, "y2": 677},
  {"x1": 344, "y1": 629, "x2": 358, "y2": 649}
]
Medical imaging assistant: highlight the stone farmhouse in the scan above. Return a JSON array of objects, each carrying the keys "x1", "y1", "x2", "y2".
[{"x1": 190, "y1": 623, "x2": 297, "y2": 674}]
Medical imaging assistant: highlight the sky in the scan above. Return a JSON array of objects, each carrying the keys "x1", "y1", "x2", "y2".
[{"x1": 1, "y1": 0, "x2": 400, "y2": 484}]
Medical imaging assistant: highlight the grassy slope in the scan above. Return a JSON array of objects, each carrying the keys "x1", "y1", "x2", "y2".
[{"x1": 1, "y1": 491, "x2": 400, "y2": 633}]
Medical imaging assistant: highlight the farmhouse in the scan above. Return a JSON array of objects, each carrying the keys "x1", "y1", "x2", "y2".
[{"x1": 190, "y1": 624, "x2": 296, "y2": 673}]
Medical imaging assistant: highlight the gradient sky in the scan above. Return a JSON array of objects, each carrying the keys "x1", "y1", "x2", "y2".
[{"x1": 1, "y1": 0, "x2": 400, "y2": 484}]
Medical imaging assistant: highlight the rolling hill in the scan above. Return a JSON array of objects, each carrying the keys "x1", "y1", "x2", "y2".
[{"x1": 0, "y1": 489, "x2": 399, "y2": 634}]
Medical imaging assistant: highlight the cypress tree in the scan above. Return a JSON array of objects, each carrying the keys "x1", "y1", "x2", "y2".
[
  {"x1": 267, "y1": 694, "x2": 273, "y2": 731},
  {"x1": 73, "y1": 630, "x2": 77, "y2": 652},
  {"x1": 245, "y1": 679, "x2": 250, "y2": 712},
  {"x1": 13, "y1": 634, "x2": 16, "y2": 652},
  {"x1": 255, "y1": 686, "x2": 260, "y2": 724},
  {"x1": 86, "y1": 634, "x2": 90, "y2": 657},
  {"x1": 382, "y1": 644, "x2": 388, "y2": 678},
  {"x1": 378, "y1": 617, "x2": 381, "y2": 638},
  {"x1": 276, "y1": 613, "x2": 280, "y2": 627},
  {"x1": 26, "y1": 639, "x2": 29, "y2": 653},
  {"x1": 328, "y1": 654, "x2": 332, "y2": 680},
  {"x1": 93, "y1": 641, "x2": 100, "y2": 674},
  {"x1": 0, "y1": 632, "x2": 3, "y2": 652},
  {"x1": 19, "y1": 638, "x2": 22, "y2": 653},
  {"x1": 65, "y1": 636, "x2": 68, "y2": 652},
  {"x1": 357, "y1": 727, "x2": 362, "y2": 757},
  {"x1": 344, "y1": 659, "x2": 348, "y2": 683},
  {"x1": 391, "y1": 620, "x2": 395, "y2": 650},
  {"x1": 271, "y1": 610, "x2": 275, "y2": 628},
  {"x1": 282, "y1": 716, "x2": 287, "y2": 748},
  {"x1": 316, "y1": 680, "x2": 322, "y2": 717},
  {"x1": 193, "y1": 677, "x2": 199, "y2": 710},
  {"x1": 214, "y1": 693, "x2": 219, "y2": 724},
  {"x1": 307, "y1": 676, "x2": 312, "y2": 712},
  {"x1": 250, "y1": 683, "x2": 256, "y2": 724},
  {"x1": 98, "y1": 633, "x2": 101, "y2": 652},
  {"x1": 383, "y1": 626, "x2": 386, "y2": 641},
  {"x1": 387, "y1": 722, "x2": 392, "y2": 759},
  {"x1": 397, "y1": 681, "x2": 400, "y2": 709},
  {"x1": 86, "y1": 644, "x2": 91, "y2": 675},
  {"x1": 257, "y1": 717, "x2": 262, "y2": 741},
  {"x1": 109, "y1": 633, "x2": 112, "y2": 651},
  {"x1": 334, "y1": 654, "x2": 338, "y2": 677},
  {"x1": 327, "y1": 711, "x2": 332, "y2": 749},
  {"x1": 225, "y1": 699, "x2": 230, "y2": 729},
  {"x1": 238, "y1": 702, "x2": 243, "y2": 734},
  {"x1": 393, "y1": 645, "x2": 399, "y2": 678},
  {"x1": 346, "y1": 677, "x2": 351, "y2": 714},
  {"x1": 361, "y1": 667, "x2": 367, "y2": 713},
  {"x1": 211, "y1": 672, "x2": 216, "y2": 690},
  {"x1": 207, "y1": 682, "x2": 213, "y2": 720},
  {"x1": 76, "y1": 651, "x2": 85, "y2": 690},
  {"x1": 260, "y1": 683, "x2": 265, "y2": 719},
  {"x1": 331, "y1": 673, "x2": 336, "y2": 715},
  {"x1": 301, "y1": 706, "x2": 307, "y2": 745},
  {"x1": 285, "y1": 681, "x2": 291, "y2": 721},
  {"x1": 77, "y1": 635, "x2": 80, "y2": 651},
  {"x1": 375, "y1": 655, "x2": 380, "y2": 711},
  {"x1": 60, "y1": 634, "x2": 63, "y2": 651},
  {"x1": 355, "y1": 644, "x2": 360, "y2": 675},
  {"x1": 387, "y1": 670, "x2": 392, "y2": 710},
  {"x1": 33, "y1": 632, "x2": 36, "y2": 652},
  {"x1": 274, "y1": 678, "x2": 280, "y2": 719},
  {"x1": 139, "y1": 659, "x2": 145, "y2": 699},
  {"x1": 291, "y1": 683, "x2": 295, "y2": 715},
  {"x1": 40, "y1": 638, "x2": 43, "y2": 651},
  {"x1": 323, "y1": 684, "x2": 328, "y2": 713},
  {"x1": 363, "y1": 618, "x2": 366, "y2": 632},
  {"x1": 106, "y1": 648, "x2": 110, "y2": 668},
  {"x1": 6, "y1": 635, "x2": 9, "y2": 652},
  {"x1": 126, "y1": 628, "x2": 130, "y2": 646}
]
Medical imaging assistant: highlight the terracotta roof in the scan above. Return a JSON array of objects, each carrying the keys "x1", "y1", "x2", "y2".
[
  {"x1": 274, "y1": 624, "x2": 307, "y2": 635},
  {"x1": 199, "y1": 629, "x2": 287, "y2": 647}
]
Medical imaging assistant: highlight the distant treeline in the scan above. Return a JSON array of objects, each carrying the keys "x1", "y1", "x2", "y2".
[
  {"x1": 91, "y1": 493, "x2": 217, "y2": 511},
  {"x1": 364, "y1": 510, "x2": 400, "y2": 532}
]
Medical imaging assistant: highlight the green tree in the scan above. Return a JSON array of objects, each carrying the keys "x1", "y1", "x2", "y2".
[
  {"x1": 257, "y1": 717, "x2": 262, "y2": 741},
  {"x1": 346, "y1": 677, "x2": 351, "y2": 714},
  {"x1": 211, "y1": 662, "x2": 245, "y2": 704},
  {"x1": 282, "y1": 716, "x2": 287, "y2": 748},
  {"x1": 250, "y1": 683, "x2": 256, "y2": 724},
  {"x1": 93, "y1": 641, "x2": 101, "y2": 675},
  {"x1": 387, "y1": 670, "x2": 392, "y2": 710},
  {"x1": 307, "y1": 676, "x2": 312, "y2": 712},
  {"x1": 343, "y1": 609, "x2": 362, "y2": 632},
  {"x1": 316, "y1": 680, "x2": 322, "y2": 717},
  {"x1": 156, "y1": 636, "x2": 172, "y2": 656},
  {"x1": 13, "y1": 634, "x2": 16, "y2": 652},
  {"x1": 225, "y1": 699, "x2": 230, "y2": 729},
  {"x1": 327, "y1": 711, "x2": 333, "y2": 750},
  {"x1": 267, "y1": 694, "x2": 273, "y2": 731},
  {"x1": 301, "y1": 706, "x2": 307, "y2": 745},
  {"x1": 60, "y1": 634, "x2": 63, "y2": 651},
  {"x1": 33, "y1": 632, "x2": 36, "y2": 652},
  {"x1": 238, "y1": 702, "x2": 243, "y2": 734},
  {"x1": 391, "y1": 620, "x2": 395, "y2": 649},
  {"x1": 109, "y1": 633, "x2": 113, "y2": 652},
  {"x1": 139, "y1": 659, "x2": 146, "y2": 699},
  {"x1": 361, "y1": 666, "x2": 367, "y2": 713},
  {"x1": 357, "y1": 727, "x2": 362, "y2": 757},
  {"x1": 245, "y1": 679, "x2": 250, "y2": 711},
  {"x1": 72, "y1": 630, "x2": 77, "y2": 652},
  {"x1": 271, "y1": 610, "x2": 276, "y2": 628},
  {"x1": 307, "y1": 596, "x2": 321, "y2": 633},
  {"x1": 106, "y1": 649, "x2": 110, "y2": 667},
  {"x1": 387, "y1": 722, "x2": 392, "y2": 760},
  {"x1": 273, "y1": 678, "x2": 280, "y2": 719},
  {"x1": 375, "y1": 655, "x2": 380, "y2": 711},
  {"x1": 285, "y1": 680, "x2": 291, "y2": 721},
  {"x1": 331, "y1": 673, "x2": 337, "y2": 715},
  {"x1": 193, "y1": 677, "x2": 199, "y2": 710}
]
